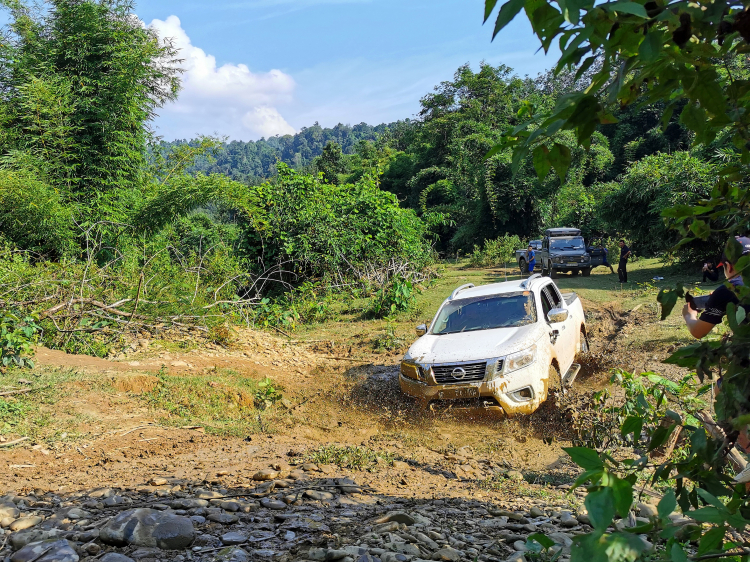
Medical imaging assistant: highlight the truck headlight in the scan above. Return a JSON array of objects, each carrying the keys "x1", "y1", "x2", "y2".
[
  {"x1": 505, "y1": 345, "x2": 537, "y2": 374},
  {"x1": 400, "y1": 361, "x2": 420, "y2": 380}
]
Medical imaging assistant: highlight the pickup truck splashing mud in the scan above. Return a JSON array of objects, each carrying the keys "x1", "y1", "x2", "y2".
[{"x1": 398, "y1": 275, "x2": 587, "y2": 416}]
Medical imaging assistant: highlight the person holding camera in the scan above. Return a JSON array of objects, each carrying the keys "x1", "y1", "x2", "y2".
[
  {"x1": 702, "y1": 260, "x2": 719, "y2": 283},
  {"x1": 683, "y1": 237, "x2": 750, "y2": 339}
]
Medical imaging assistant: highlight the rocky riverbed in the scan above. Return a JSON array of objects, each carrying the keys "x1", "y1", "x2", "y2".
[{"x1": 0, "y1": 455, "x2": 681, "y2": 562}]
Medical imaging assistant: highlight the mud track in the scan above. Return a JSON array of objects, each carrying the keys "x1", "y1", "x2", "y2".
[{"x1": 1, "y1": 298, "x2": 686, "y2": 498}]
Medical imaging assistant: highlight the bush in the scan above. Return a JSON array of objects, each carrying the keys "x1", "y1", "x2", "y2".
[
  {"x1": 468, "y1": 234, "x2": 523, "y2": 267},
  {"x1": 367, "y1": 275, "x2": 419, "y2": 319},
  {"x1": 0, "y1": 311, "x2": 40, "y2": 368}
]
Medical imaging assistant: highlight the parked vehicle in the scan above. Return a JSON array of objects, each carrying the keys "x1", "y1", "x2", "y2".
[
  {"x1": 538, "y1": 228, "x2": 591, "y2": 278},
  {"x1": 399, "y1": 274, "x2": 588, "y2": 416},
  {"x1": 515, "y1": 240, "x2": 542, "y2": 274},
  {"x1": 586, "y1": 240, "x2": 607, "y2": 268}
]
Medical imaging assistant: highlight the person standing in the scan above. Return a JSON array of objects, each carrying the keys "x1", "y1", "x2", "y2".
[
  {"x1": 600, "y1": 244, "x2": 615, "y2": 274},
  {"x1": 618, "y1": 240, "x2": 631, "y2": 283},
  {"x1": 526, "y1": 244, "x2": 536, "y2": 273},
  {"x1": 702, "y1": 260, "x2": 719, "y2": 283}
]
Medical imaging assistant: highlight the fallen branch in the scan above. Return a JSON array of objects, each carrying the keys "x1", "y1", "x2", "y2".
[
  {"x1": 0, "y1": 388, "x2": 34, "y2": 397},
  {"x1": 0, "y1": 437, "x2": 30, "y2": 447}
]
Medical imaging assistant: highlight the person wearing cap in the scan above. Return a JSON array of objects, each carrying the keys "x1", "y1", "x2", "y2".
[
  {"x1": 683, "y1": 236, "x2": 750, "y2": 339},
  {"x1": 618, "y1": 240, "x2": 631, "y2": 283},
  {"x1": 526, "y1": 245, "x2": 536, "y2": 274}
]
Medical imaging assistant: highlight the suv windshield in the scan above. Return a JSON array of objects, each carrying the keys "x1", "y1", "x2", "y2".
[
  {"x1": 550, "y1": 237, "x2": 585, "y2": 251},
  {"x1": 431, "y1": 292, "x2": 537, "y2": 335}
]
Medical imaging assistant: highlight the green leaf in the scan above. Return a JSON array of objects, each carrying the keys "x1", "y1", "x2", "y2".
[
  {"x1": 484, "y1": 0, "x2": 499, "y2": 22},
  {"x1": 563, "y1": 447, "x2": 603, "y2": 470},
  {"x1": 548, "y1": 142, "x2": 572, "y2": 179},
  {"x1": 532, "y1": 145, "x2": 551, "y2": 179},
  {"x1": 657, "y1": 490, "x2": 676, "y2": 519},
  {"x1": 491, "y1": 0, "x2": 526, "y2": 38},
  {"x1": 697, "y1": 526, "x2": 726, "y2": 555},
  {"x1": 725, "y1": 237, "x2": 744, "y2": 264},
  {"x1": 585, "y1": 487, "x2": 617, "y2": 530},
  {"x1": 690, "y1": 507, "x2": 726, "y2": 524},
  {"x1": 528, "y1": 532, "x2": 555, "y2": 549},
  {"x1": 670, "y1": 544, "x2": 689, "y2": 562},
  {"x1": 656, "y1": 289, "x2": 679, "y2": 320},
  {"x1": 606, "y1": 1, "x2": 648, "y2": 17},
  {"x1": 689, "y1": 219, "x2": 710, "y2": 240},
  {"x1": 647, "y1": 424, "x2": 674, "y2": 452},
  {"x1": 638, "y1": 31, "x2": 662, "y2": 62},
  {"x1": 680, "y1": 102, "x2": 707, "y2": 134},
  {"x1": 611, "y1": 476, "x2": 634, "y2": 518},
  {"x1": 621, "y1": 416, "x2": 643, "y2": 440}
]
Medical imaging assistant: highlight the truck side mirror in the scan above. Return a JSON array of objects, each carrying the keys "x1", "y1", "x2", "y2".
[
  {"x1": 416, "y1": 324, "x2": 427, "y2": 336},
  {"x1": 547, "y1": 308, "x2": 569, "y2": 324}
]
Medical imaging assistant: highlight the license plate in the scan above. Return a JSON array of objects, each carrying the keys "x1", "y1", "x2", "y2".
[
  {"x1": 438, "y1": 387, "x2": 479, "y2": 400},
  {"x1": 567, "y1": 262, "x2": 578, "y2": 266}
]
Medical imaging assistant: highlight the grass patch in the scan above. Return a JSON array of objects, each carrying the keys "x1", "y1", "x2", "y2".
[
  {"x1": 306, "y1": 444, "x2": 396, "y2": 471},
  {"x1": 0, "y1": 366, "x2": 103, "y2": 442},
  {"x1": 479, "y1": 474, "x2": 569, "y2": 502},
  {"x1": 140, "y1": 367, "x2": 284, "y2": 436}
]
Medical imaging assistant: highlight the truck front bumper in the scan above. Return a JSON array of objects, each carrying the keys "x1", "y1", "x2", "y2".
[{"x1": 399, "y1": 371, "x2": 548, "y2": 416}]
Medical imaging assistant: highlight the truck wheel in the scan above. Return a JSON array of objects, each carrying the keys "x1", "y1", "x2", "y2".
[
  {"x1": 550, "y1": 269, "x2": 559, "y2": 279},
  {"x1": 582, "y1": 268, "x2": 591, "y2": 277},
  {"x1": 519, "y1": 258, "x2": 527, "y2": 274},
  {"x1": 571, "y1": 269, "x2": 579, "y2": 276}
]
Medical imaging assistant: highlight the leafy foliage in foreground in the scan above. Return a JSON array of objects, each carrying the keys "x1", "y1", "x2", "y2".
[{"x1": 482, "y1": 0, "x2": 750, "y2": 557}]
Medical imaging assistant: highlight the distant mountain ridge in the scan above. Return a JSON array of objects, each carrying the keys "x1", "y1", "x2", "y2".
[{"x1": 162, "y1": 121, "x2": 401, "y2": 182}]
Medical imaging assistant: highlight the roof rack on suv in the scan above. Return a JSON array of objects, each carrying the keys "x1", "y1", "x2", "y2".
[
  {"x1": 450, "y1": 283, "x2": 475, "y2": 300},
  {"x1": 520, "y1": 274, "x2": 542, "y2": 289}
]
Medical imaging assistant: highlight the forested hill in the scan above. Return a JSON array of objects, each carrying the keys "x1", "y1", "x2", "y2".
[{"x1": 160, "y1": 121, "x2": 400, "y2": 182}]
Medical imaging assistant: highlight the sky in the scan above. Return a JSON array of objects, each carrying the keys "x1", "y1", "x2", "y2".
[{"x1": 10, "y1": 0, "x2": 560, "y2": 141}]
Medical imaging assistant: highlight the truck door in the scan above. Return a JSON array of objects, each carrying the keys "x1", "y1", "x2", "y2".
[{"x1": 540, "y1": 283, "x2": 576, "y2": 372}]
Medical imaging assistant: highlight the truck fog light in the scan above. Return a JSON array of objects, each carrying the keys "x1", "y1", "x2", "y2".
[
  {"x1": 509, "y1": 386, "x2": 534, "y2": 402},
  {"x1": 505, "y1": 345, "x2": 536, "y2": 374}
]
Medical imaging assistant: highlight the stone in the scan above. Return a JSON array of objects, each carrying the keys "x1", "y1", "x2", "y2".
[
  {"x1": 392, "y1": 461, "x2": 410, "y2": 471},
  {"x1": 637, "y1": 503, "x2": 658, "y2": 519},
  {"x1": 208, "y1": 512, "x2": 239, "y2": 524},
  {"x1": 304, "y1": 490, "x2": 335, "y2": 501},
  {"x1": 1, "y1": 516, "x2": 16, "y2": 528},
  {"x1": 372, "y1": 521, "x2": 399, "y2": 534},
  {"x1": 507, "y1": 470, "x2": 524, "y2": 481},
  {"x1": 433, "y1": 546, "x2": 461, "y2": 561},
  {"x1": 100, "y1": 508, "x2": 195, "y2": 550},
  {"x1": 559, "y1": 512, "x2": 578, "y2": 528},
  {"x1": 513, "y1": 541, "x2": 527, "y2": 551},
  {"x1": 220, "y1": 501, "x2": 241, "y2": 512},
  {"x1": 260, "y1": 498, "x2": 286, "y2": 510},
  {"x1": 89, "y1": 488, "x2": 115, "y2": 499},
  {"x1": 100, "y1": 554, "x2": 135, "y2": 562},
  {"x1": 253, "y1": 469, "x2": 279, "y2": 481},
  {"x1": 529, "y1": 506, "x2": 544, "y2": 518},
  {"x1": 9, "y1": 516, "x2": 42, "y2": 531},
  {"x1": 505, "y1": 553, "x2": 526, "y2": 562},
  {"x1": 301, "y1": 463, "x2": 320, "y2": 471},
  {"x1": 221, "y1": 532, "x2": 247, "y2": 545},
  {"x1": 10, "y1": 539, "x2": 79, "y2": 562},
  {"x1": 0, "y1": 504, "x2": 20, "y2": 519},
  {"x1": 149, "y1": 477, "x2": 168, "y2": 486},
  {"x1": 171, "y1": 361, "x2": 188, "y2": 367},
  {"x1": 325, "y1": 550, "x2": 349, "y2": 561},
  {"x1": 84, "y1": 543, "x2": 101, "y2": 556},
  {"x1": 9, "y1": 529, "x2": 62, "y2": 550},
  {"x1": 195, "y1": 490, "x2": 223, "y2": 499},
  {"x1": 577, "y1": 512, "x2": 591, "y2": 525},
  {"x1": 373, "y1": 512, "x2": 415, "y2": 526},
  {"x1": 217, "y1": 547, "x2": 250, "y2": 562}
]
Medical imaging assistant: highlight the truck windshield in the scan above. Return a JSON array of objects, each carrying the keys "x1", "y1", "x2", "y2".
[
  {"x1": 550, "y1": 237, "x2": 585, "y2": 251},
  {"x1": 431, "y1": 292, "x2": 537, "y2": 335}
]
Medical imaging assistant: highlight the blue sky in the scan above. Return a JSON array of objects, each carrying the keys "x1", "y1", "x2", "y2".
[{"x1": 34, "y1": 0, "x2": 561, "y2": 141}]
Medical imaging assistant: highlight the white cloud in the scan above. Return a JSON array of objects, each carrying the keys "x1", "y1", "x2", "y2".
[{"x1": 149, "y1": 15, "x2": 296, "y2": 140}]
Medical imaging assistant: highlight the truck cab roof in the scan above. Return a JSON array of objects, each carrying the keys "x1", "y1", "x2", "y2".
[
  {"x1": 448, "y1": 275, "x2": 549, "y2": 301},
  {"x1": 545, "y1": 228, "x2": 581, "y2": 237}
]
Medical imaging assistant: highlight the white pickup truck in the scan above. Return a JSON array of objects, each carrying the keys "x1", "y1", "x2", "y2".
[{"x1": 399, "y1": 274, "x2": 587, "y2": 416}]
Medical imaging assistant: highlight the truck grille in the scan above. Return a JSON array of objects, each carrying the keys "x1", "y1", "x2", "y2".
[{"x1": 432, "y1": 362, "x2": 487, "y2": 384}]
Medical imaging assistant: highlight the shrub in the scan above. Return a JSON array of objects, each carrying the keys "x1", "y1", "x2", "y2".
[{"x1": 468, "y1": 234, "x2": 523, "y2": 267}]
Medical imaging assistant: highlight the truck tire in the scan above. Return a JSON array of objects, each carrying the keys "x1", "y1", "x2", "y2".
[
  {"x1": 519, "y1": 258, "x2": 527, "y2": 274},
  {"x1": 582, "y1": 268, "x2": 591, "y2": 277},
  {"x1": 571, "y1": 269, "x2": 579, "y2": 276},
  {"x1": 550, "y1": 268, "x2": 559, "y2": 279},
  {"x1": 541, "y1": 262, "x2": 550, "y2": 276}
]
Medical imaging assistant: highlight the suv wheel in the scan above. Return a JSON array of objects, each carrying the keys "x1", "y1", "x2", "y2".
[
  {"x1": 550, "y1": 268, "x2": 559, "y2": 279},
  {"x1": 571, "y1": 269, "x2": 579, "y2": 276},
  {"x1": 582, "y1": 268, "x2": 591, "y2": 277}
]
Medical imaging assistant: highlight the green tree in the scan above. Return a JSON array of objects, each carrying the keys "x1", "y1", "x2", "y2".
[{"x1": 314, "y1": 141, "x2": 346, "y2": 185}]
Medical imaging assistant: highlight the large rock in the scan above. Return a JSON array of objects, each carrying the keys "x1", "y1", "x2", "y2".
[
  {"x1": 0, "y1": 503, "x2": 20, "y2": 519},
  {"x1": 10, "y1": 539, "x2": 79, "y2": 562},
  {"x1": 100, "y1": 554, "x2": 135, "y2": 562},
  {"x1": 100, "y1": 508, "x2": 194, "y2": 550},
  {"x1": 9, "y1": 529, "x2": 63, "y2": 550}
]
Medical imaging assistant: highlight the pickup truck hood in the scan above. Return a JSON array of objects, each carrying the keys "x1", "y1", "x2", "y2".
[{"x1": 405, "y1": 323, "x2": 545, "y2": 365}]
